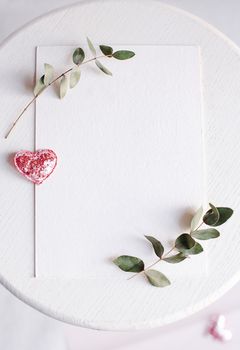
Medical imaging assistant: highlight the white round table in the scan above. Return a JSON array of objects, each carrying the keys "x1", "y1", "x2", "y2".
[{"x1": 0, "y1": 0, "x2": 240, "y2": 331}]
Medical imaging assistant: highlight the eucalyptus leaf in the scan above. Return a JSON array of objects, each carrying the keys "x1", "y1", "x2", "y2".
[
  {"x1": 87, "y1": 37, "x2": 96, "y2": 56},
  {"x1": 163, "y1": 253, "x2": 186, "y2": 264},
  {"x1": 70, "y1": 67, "x2": 81, "y2": 88},
  {"x1": 190, "y1": 206, "x2": 203, "y2": 232},
  {"x1": 203, "y1": 206, "x2": 233, "y2": 227},
  {"x1": 175, "y1": 233, "x2": 195, "y2": 252},
  {"x1": 72, "y1": 48, "x2": 85, "y2": 65},
  {"x1": 192, "y1": 228, "x2": 220, "y2": 240},
  {"x1": 215, "y1": 207, "x2": 233, "y2": 225},
  {"x1": 145, "y1": 269, "x2": 170, "y2": 287},
  {"x1": 34, "y1": 75, "x2": 45, "y2": 96},
  {"x1": 203, "y1": 203, "x2": 220, "y2": 226},
  {"x1": 113, "y1": 255, "x2": 144, "y2": 272},
  {"x1": 95, "y1": 59, "x2": 112, "y2": 76},
  {"x1": 99, "y1": 45, "x2": 113, "y2": 56},
  {"x1": 184, "y1": 242, "x2": 203, "y2": 255},
  {"x1": 59, "y1": 75, "x2": 68, "y2": 99},
  {"x1": 43, "y1": 63, "x2": 54, "y2": 85},
  {"x1": 144, "y1": 235, "x2": 164, "y2": 258},
  {"x1": 112, "y1": 50, "x2": 135, "y2": 60}
]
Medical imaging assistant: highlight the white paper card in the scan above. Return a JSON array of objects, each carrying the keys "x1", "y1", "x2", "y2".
[{"x1": 36, "y1": 45, "x2": 206, "y2": 278}]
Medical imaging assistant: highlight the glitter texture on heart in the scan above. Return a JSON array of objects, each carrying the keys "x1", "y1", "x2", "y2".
[{"x1": 14, "y1": 149, "x2": 57, "y2": 185}]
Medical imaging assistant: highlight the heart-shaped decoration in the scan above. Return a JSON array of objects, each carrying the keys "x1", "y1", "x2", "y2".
[
  {"x1": 14, "y1": 149, "x2": 57, "y2": 185},
  {"x1": 208, "y1": 315, "x2": 232, "y2": 342}
]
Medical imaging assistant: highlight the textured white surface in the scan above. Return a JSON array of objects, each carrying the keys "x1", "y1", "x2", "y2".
[
  {"x1": 36, "y1": 45, "x2": 205, "y2": 278},
  {"x1": 0, "y1": 0, "x2": 240, "y2": 331}
]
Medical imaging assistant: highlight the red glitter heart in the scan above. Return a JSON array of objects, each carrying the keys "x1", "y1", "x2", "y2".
[{"x1": 14, "y1": 149, "x2": 57, "y2": 185}]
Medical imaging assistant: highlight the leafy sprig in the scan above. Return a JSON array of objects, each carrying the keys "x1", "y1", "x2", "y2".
[
  {"x1": 5, "y1": 38, "x2": 135, "y2": 139},
  {"x1": 113, "y1": 204, "x2": 233, "y2": 287}
]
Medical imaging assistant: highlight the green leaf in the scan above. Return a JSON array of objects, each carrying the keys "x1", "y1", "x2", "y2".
[
  {"x1": 144, "y1": 235, "x2": 164, "y2": 258},
  {"x1": 184, "y1": 242, "x2": 203, "y2": 255},
  {"x1": 95, "y1": 59, "x2": 112, "y2": 76},
  {"x1": 192, "y1": 228, "x2": 220, "y2": 240},
  {"x1": 175, "y1": 233, "x2": 195, "y2": 252},
  {"x1": 203, "y1": 205, "x2": 233, "y2": 227},
  {"x1": 145, "y1": 269, "x2": 170, "y2": 287},
  {"x1": 87, "y1": 37, "x2": 96, "y2": 56},
  {"x1": 99, "y1": 45, "x2": 113, "y2": 56},
  {"x1": 70, "y1": 67, "x2": 81, "y2": 88},
  {"x1": 43, "y1": 63, "x2": 54, "y2": 85},
  {"x1": 113, "y1": 256, "x2": 144, "y2": 272},
  {"x1": 59, "y1": 75, "x2": 68, "y2": 99},
  {"x1": 163, "y1": 253, "x2": 186, "y2": 264},
  {"x1": 72, "y1": 48, "x2": 85, "y2": 65},
  {"x1": 112, "y1": 50, "x2": 135, "y2": 60},
  {"x1": 190, "y1": 206, "x2": 203, "y2": 232},
  {"x1": 215, "y1": 208, "x2": 234, "y2": 225},
  {"x1": 203, "y1": 203, "x2": 220, "y2": 226},
  {"x1": 34, "y1": 75, "x2": 45, "y2": 96}
]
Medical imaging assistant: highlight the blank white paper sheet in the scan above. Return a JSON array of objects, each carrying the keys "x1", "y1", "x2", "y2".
[{"x1": 35, "y1": 45, "x2": 206, "y2": 279}]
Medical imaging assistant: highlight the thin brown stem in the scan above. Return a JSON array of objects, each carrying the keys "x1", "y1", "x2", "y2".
[
  {"x1": 5, "y1": 54, "x2": 109, "y2": 139},
  {"x1": 195, "y1": 221, "x2": 204, "y2": 231},
  {"x1": 190, "y1": 221, "x2": 204, "y2": 236},
  {"x1": 127, "y1": 246, "x2": 176, "y2": 280},
  {"x1": 5, "y1": 94, "x2": 39, "y2": 139},
  {"x1": 128, "y1": 214, "x2": 208, "y2": 282}
]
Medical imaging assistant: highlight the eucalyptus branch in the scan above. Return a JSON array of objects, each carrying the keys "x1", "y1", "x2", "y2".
[
  {"x1": 127, "y1": 246, "x2": 175, "y2": 280},
  {"x1": 113, "y1": 203, "x2": 233, "y2": 287},
  {"x1": 5, "y1": 55, "x2": 105, "y2": 139},
  {"x1": 5, "y1": 39, "x2": 135, "y2": 139}
]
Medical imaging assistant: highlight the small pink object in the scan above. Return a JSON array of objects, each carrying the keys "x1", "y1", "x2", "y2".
[
  {"x1": 14, "y1": 149, "x2": 57, "y2": 185},
  {"x1": 208, "y1": 315, "x2": 232, "y2": 342}
]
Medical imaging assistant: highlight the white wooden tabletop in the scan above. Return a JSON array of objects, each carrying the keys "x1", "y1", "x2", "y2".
[{"x1": 0, "y1": 0, "x2": 240, "y2": 331}]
